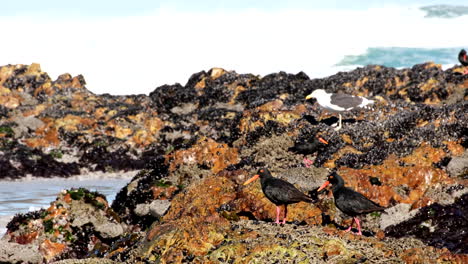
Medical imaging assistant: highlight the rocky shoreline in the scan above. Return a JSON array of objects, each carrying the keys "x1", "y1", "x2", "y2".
[{"x1": 0, "y1": 63, "x2": 467, "y2": 262}]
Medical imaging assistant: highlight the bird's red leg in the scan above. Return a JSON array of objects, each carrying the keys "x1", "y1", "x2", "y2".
[
  {"x1": 345, "y1": 217, "x2": 355, "y2": 232},
  {"x1": 282, "y1": 205, "x2": 288, "y2": 224},
  {"x1": 275, "y1": 206, "x2": 281, "y2": 224},
  {"x1": 355, "y1": 217, "x2": 362, "y2": 236},
  {"x1": 464, "y1": 67, "x2": 468, "y2": 75}
]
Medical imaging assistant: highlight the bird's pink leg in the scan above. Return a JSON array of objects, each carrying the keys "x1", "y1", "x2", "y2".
[
  {"x1": 275, "y1": 206, "x2": 281, "y2": 224},
  {"x1": 355, "y1": 217, "x2": 362, "y2": 236},
  {"x1": 303, "y1": 157, "x2": 314, "y2": 168},
  {"x1": 345, "y1": 217, "x2": 355, "y2": 232},
  {"x1": 281, "y1": 205, "x2": 288, "y2": 224},
  {"x1": 464, "y1": 68, "x2": 468, "y2": 75}
]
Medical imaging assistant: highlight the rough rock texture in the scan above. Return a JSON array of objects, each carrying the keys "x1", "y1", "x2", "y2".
[
  {"x1": 3, "y1": 188, "x2": 126, "y2": 263},
  {"x1": 2, "y1": 63, "x2": 468, "y2": 262},
  {"x1": 447, "y1": 149, "x2": 468, "y2": 178},
  {"x1": 0, "y1": 239, "x2": 42, "y2": 263}
]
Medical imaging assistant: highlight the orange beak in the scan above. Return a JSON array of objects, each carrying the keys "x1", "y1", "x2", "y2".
[
  {"x1": 317, "y1": 181, "x2": 330, "y2": 192},
  {"x1": 317, "y1": 137, "x2": 328, "y2": 145},
  {"x1": 243, "y1": 174, "x2": 260, "y2": 185}
]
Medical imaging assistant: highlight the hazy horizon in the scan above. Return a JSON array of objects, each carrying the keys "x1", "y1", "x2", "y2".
[{"x1": 1, "y1": 0, "x2": 467, "y2": 95}]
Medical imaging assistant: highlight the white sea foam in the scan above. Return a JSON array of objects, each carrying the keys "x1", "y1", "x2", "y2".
[
  {"x1": 0, "y1": 215, "x2": 12, "y2": 236},
  {"x1": 0, "y1": 5, "x2": 466, "y2": 95}
]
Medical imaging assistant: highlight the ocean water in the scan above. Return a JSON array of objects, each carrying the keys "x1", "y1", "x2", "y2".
[
  {"x1": 316, "y1": 4, "x2": 468, "y2": 77},
  {"x1": 337, "y1": 47, "x2": 464, "y2": 68},
  {"x1": 1, "y1": 2, "x2": 467, "y2": 95},
  {"x1": 0, "y1": 172, "x2": 136, "y2": 234}
]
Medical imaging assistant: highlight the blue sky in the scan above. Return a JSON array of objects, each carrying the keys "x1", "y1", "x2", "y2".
[
  {"x1": 2, "y1": 0, "x2": 465, "y2": 16},
  {"x1": 1, "y1": 1, "x2": 467, "y2": 95}
]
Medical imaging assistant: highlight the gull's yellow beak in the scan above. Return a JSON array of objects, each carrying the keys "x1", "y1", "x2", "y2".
[
  {"x1": 305, "y1": 94, "x2": 314, "y2": 100},
  {"x1": 243, "y1": 174, "x2": 260, "y2": 185}
]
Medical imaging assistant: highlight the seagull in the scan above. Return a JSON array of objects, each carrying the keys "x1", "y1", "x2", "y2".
[
  {"x1": 458, "y1": 49, "x2": 468, "y2": 75},
  {"x1": 305, "y1": 89, "x2": 374, "y2": 131}
]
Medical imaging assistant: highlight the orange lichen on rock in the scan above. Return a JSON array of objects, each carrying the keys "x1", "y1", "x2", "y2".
[
  {"x1": 338, "y1": 143, "x2": 453, "y2": 207},
  {"x1": 0, "y1": 93, "x2": 22, "y2": 109},
  {"x1": 229, "y1": 85, "x2": 247, "y2": 104},
  {"x1": 40, "y1": 239, "x2": 66, "y2": 261},
  {"x1": 444, "y1": 141, "x2": 465, "y2": 156},
  {"x1": 33, "y1": 81, "x2": 54, "y2": 97},
  {"x1": 341, "y1": 134, "x2": 353, "y2": 144},
  {"x1": 420, "y1": 78, "x2": 439, "y2": 92},
  {"x1": 23, "y1": 103, "x2": 48, "y2": 117},
  {"x1": 322, "y1": 240, "x2": 347, "y2": 257},
  {"x1": 45, "y1": 203, "x2": 68, "y2": 219},
  {"x1": 141, "y1": 176, "x2": 237, "y2": 259},
  {"x1": 400, "y1": 247, "x2": 452, "y2": 264},
  {"x1": 131, "y1": 130, "x2": 152, "y2": 146},
  {"x1": 437, "y1": 251, "x2": 468, "y2": 263},
  {"x1": 237, "y1": 181, "x2": 278, "y2": 221},
  {"x1": 209, "y1": 68, "x2": 226, "y2": 79},
  {"x1": 166, "y1": 138, "x2": 239, "y2": 173},
  {"x1": 257, "y1": 99, "x2": 283, "y2": 112},
  {"x1": 52, "y1": 73, "x2": 86, "y2": 91},
  {"x1": 424, "y1": 62, "x2": 441, "y2": 70},
  {"x1": 151, "y1": 185, "x2": 179, "y2": 200},
  {"x1": 144, "y1": 116, "x2": 164, "y2": 135},
  {"x1": 69, "y1": 92, "x2": 95, "y2": 112},
  {"x1": 355, "y1": 77, "x2": 369, "y2": 88},
  {"x1": 114, "y1": 125, "x2": 133, "y2": 139},
  {"x1": 239, "y1": 102, "x2": 302, "y2": 133},
  {"x1": 14, "y1": 231, "x2": 39, "y2": 244},
  {"x1": 54, "y1": 114, "x2": 95, "y2": 132},
  {"x1": 400, "y1": 142, "x2": 446, "y2": 166},
  {"x1": 24, "y1": 118, "x2": 61, "y2": 148},
  {"x1": 0, "y1": 65, "x2": 15, "y2": 87},
  {"x1": 165, "y1": 176, "x2": 237, "y2": 221}
]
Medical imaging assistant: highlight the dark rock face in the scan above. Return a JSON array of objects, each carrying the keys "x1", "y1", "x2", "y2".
[
  {"x1": 385, "y1": 193, "x2": 468, "y2": 254},
  {"x1": 1, "y1": 62, "x2": 468, "y2": 262},
  {"x1": 1, "y1": 63, "x2": 467, "y2": 178},
  {"x1": 111, "y1": 155, "x2": 170, "y2": 227}
]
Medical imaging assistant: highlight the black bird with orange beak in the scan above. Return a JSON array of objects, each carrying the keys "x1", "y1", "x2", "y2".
[
  {"x1": 318, "y1": 172, "x2": 386, "y2": 235},
  {"x1": 244, "y1": 168, "x2": 315, "y2": 224},
  {"x1": 458, "y1": 49, "x2": 468, "y2": 75},
  {"x1": 288, "y1": 135, "x2": 329, "y2": 168}
]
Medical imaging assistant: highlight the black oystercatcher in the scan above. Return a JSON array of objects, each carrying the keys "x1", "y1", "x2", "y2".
[
  {"x1": 458, "y1": 49, "x2": 468, "y2": 75},
  {"x1": 289, "y1": 135, "x2": 328, "y2": 167},
  {"x1": 244, "y1": 168, "x2": 315, "y2": 224},
  {"x1": 305, "y1": 89, "x2": 374, "y2": 131},
  {"x1": 318, "y1": 172, "x2": 385, "y2": 235}
]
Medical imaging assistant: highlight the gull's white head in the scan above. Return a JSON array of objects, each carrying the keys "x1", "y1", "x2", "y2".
[{"x1": 305, "y1": 89, "x2": 327, "y2": 100}]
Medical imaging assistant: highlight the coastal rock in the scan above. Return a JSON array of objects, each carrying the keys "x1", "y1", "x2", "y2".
[
  {"x1": 2, "y1": 62, "x2": 468, "y2": 262},
  {"x1": 0, "y1": 239, "x2": 42, "y2": 263},
  {"x1": 385, "y1": 193, "x2": 468, "y2": 254},
  {"x1": 447, "y1": 149, "x2": 468, "y2": 178},
  {"x1": 11, "y1": 115, "x2": 44, "y2": 138},
  {"x1": 134, "y1": 199, "x2": 171, "y2": 218},
  {"x1": 3, "y1": 188, "x2": 123, "y2": 262}
]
